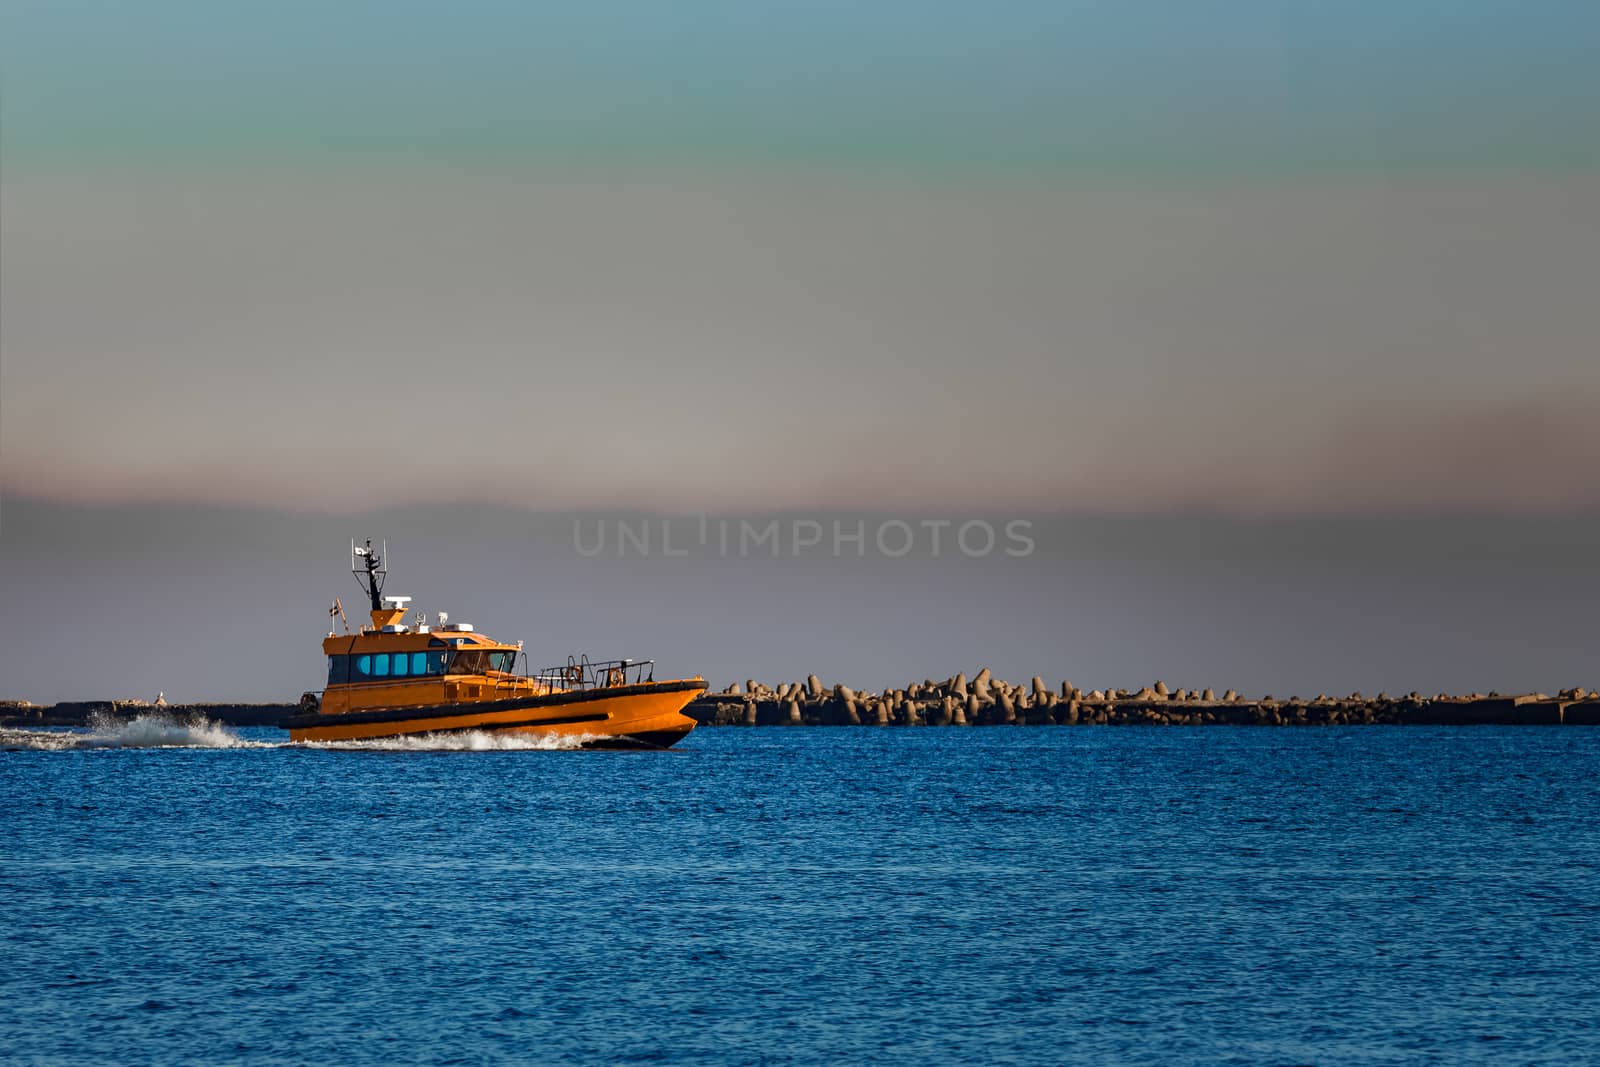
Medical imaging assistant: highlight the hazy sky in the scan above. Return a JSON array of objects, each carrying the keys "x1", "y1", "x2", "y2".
[
  {"x1": 2, "y1": 3, "x2": 1598, "y2": 700},
  {"x1": 3, "y1": 497, "x2": 1596, "y2": 704},
  {"x1": 4, "y1": 1, "x2": 1596, "y2": 516}
]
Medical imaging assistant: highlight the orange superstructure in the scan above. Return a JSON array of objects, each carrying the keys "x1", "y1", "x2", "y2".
[{"x1": 289, "y1": 539, "x2": 704, "y2": 746}]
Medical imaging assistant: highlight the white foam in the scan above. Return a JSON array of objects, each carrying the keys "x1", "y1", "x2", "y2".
[
  {"x1": 1, "y1": 712, "x2": 271, "y2": 751},
  {"x1": 304, "y1": 729, "x2": 595, "y2": 752},
  {"x1": 0, "y1": 715, "x2": 597, "y2": 753}
]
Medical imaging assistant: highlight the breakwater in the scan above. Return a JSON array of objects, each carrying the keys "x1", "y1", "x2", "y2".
[
  {"x1": 0, "y1": 700, "x2": 290, "y2": 728},
  {"x1": 4, "y1": 674, "x2": 1599, "y2": 730},
  {"x1": 685, "y1": 672, "x2": 1600, "y2": 727}
]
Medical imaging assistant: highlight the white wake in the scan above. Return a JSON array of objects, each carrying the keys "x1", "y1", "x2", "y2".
[
  {"x1": 0, "y1": 712, "x2": 270, "y2": 750},
  {"x1": 1, "y1": 715, "x2": 599, "y2": 753},
  {"x1": 303, "y1": 729, "x2": 596, "y2": 752}
]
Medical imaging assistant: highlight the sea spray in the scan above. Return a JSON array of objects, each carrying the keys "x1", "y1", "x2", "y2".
[
  {"x1": 78, "y1": 711, "x2": 262, "y2": 749},
  {"x1": 302, "y1": 730, "x2": 595, "y2": 752},
  {"x1": 0, "y1": 717, "x2": 597, "y2": 752},
  {"x1": 0, "y1": 712, "x2": 266, "y2": 750}
]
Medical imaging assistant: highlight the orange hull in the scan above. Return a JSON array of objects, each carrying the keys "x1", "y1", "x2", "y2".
[{"x1": 288, "y1": 680, "x2": 705, "y2": 747}]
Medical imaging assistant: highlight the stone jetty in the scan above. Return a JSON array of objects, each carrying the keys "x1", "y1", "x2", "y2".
[
  {"x1": 3, "y1": 681, "x2": 1599, "y2": 730},
  {"x1": 0, "y1": 700, "x2": 292, "y2": 728},
  {"x1": 685, "y1": 678, "x2": 1600, "y2": 727}
]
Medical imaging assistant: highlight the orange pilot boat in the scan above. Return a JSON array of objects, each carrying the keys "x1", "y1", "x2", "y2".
[{"x1": 289, "y1": 540, "x2": 705, "y2": 747}]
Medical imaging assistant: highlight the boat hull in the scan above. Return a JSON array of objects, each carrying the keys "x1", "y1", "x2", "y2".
[{"x1": 287, "y1": 680, "x2": 706, "y2": 747}]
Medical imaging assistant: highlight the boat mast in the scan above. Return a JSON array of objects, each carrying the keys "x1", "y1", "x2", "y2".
[{"x1": 352, "y1": 538, "x2": 387, "y2": 612}]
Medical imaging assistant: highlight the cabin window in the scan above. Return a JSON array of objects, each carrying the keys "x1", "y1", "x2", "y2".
[
  {"x1": 337, "y1": 650, "x2": 449, "y2": 682},
  {"x1": 446, "y1": 649, "x2": 518, "y2": 674},
  {"x1": 447, "y1": 650, "x2": 489, "y2": 675}
]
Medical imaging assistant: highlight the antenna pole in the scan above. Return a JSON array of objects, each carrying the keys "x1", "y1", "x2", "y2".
[{"x1": 352, "y1": 537, "x2": 386, "y2": 612}]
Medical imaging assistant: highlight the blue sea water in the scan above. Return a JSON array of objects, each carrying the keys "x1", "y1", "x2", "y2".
[{"x1": 3, "y1": 723, "x2": 1599, "y2": 1065}]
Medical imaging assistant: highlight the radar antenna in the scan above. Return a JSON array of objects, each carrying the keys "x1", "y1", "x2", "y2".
[{"x1": 351, "y1": 538, "x2": 387, "y2": 612}]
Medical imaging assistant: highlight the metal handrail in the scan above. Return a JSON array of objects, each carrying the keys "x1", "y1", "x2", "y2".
[{"x1": 533, "y1": 655, "x2": 656, "y2": 691}]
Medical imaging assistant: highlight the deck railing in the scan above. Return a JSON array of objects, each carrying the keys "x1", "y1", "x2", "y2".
[{"x1": 533, "y1": 655, "x2": 656, "y2": 691}]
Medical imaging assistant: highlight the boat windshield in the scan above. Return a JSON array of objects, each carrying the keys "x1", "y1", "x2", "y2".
[{"x1": 447, "y1": 649, "x2": 518, "y2": 675}]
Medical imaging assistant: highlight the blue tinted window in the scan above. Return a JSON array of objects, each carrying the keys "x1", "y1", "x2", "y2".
[
  {"x1": 327, "y1": 656, "x2": 349, "y2": 685},
  {"x1": 355, "y1": 655, "x2": 371, "y2": 677},
  {"x1": 391, "y1": 652, "x2": 408, "y2": 677},
  {"x1": 374, "y1": 654, "x2": 389, "y2": 677},
  {"x1": 412, "y1": 652, "x2": 428, "y2": 676}
]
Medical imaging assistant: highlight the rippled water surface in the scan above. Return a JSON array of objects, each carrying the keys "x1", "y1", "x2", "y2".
[{"x1": 4, "y1": 723, "x2": 1599, "y2": 1064}]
